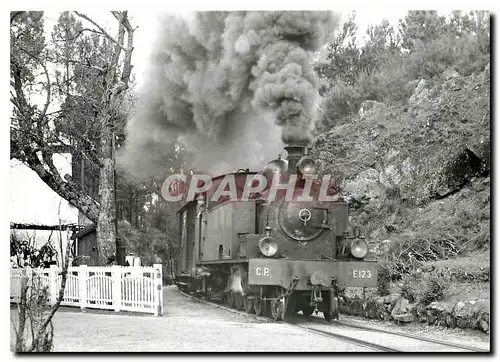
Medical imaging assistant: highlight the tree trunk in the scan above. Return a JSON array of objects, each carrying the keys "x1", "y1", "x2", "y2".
[
  {"x1": 89, "y1": 11, "x2": 134, "y2": 265},
  {"x1": 97, "y1": 114, "x2": 116, "y2": 264}
]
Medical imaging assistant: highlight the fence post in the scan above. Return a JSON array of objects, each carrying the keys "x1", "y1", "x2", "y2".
[
  {"x1": 112, "y1": 265, "x2": 121, "y2": 312},
  {"x1": 153, "y1": 263, "x2": 163, "y2": 316},
  {"x1": 79, "y1": 265, "x2": 87, "y2": 310},
  {"x1": 49, "y1": 265, "x2": 58, "y2": 306}
]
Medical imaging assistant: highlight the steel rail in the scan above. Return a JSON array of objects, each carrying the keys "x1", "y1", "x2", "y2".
[
  {"x1": 283, "y1": 320, "x2": 401, "y2": 352},
  {"x1": 331, "y1": 320, "x2": 489, "y2": 353}
]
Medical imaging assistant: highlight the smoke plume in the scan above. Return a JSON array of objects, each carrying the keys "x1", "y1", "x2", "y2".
[{"x1": 118, "y1": 11, "x2": 338, "y2": 179}]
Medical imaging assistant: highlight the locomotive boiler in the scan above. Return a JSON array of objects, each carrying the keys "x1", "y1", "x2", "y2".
[{"x1": 173, "y1": 143, "x2": 378, "y2": 321}]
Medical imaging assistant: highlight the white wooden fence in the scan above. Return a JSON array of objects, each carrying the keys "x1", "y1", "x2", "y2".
[{"x1": 10, "y1": 264, "x2": 163, "y2": 316}]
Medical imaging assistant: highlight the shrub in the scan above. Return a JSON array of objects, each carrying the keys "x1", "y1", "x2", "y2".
[
  {"x1": 396, "y1": 271, "x2": 447, "y2": 305},
  {"x1": 318, "y1": 80, "x2": 362, "y2": 130},
  {"x1": 405, "y1": 32, "x2": 489, "y2": 80},
  {"x1": 355, "y1": 59, "x2": 412, "y2": 105},
  {"x1": 418, "y1": 272, "x2": 447, "y2": 305},
  {"x1": 377, "y1": 262, "x2": 391, "y2": 296},
  {"x1": 398, "y1": 273, "x2": 419, "y2": 303}
]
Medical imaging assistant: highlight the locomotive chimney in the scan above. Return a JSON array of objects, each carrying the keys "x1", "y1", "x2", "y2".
[{"x1": 285, "y1": 142, "x2": 308, "y2": 174}]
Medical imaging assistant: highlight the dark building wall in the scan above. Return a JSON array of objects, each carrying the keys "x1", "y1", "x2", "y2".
[{"x1": 73, "y1": 225, "x2": 99, "y2": 266}]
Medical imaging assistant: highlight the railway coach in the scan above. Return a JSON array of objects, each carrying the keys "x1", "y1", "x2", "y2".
[{"x1": 172, "y1": 142, "x2": 378, "y2": 321}]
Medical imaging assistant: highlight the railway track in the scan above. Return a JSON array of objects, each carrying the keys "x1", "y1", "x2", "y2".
[
  {"x1": 294, "y1": 314, "x2": 489, "y2": 352},
  {"x1": 283, "y1": 320, "x2": 400, "y2": 352},
  {"x1": 332, "y1": 319, "x2": 489, "y2": 353},
  {"x1": 177, "y1": 288, "x2": 489, "y2": 353}
]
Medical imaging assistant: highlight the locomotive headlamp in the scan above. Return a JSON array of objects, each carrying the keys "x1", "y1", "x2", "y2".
[
  {"x1": 258, "y1": 236, "x2": 278, "y2": 257},
  {"x1": 297, "y1": 156, "x2": 318, "y2": 177},
  {"x1": 350, "y1": 239, "x2": 368, "y2": 259}
]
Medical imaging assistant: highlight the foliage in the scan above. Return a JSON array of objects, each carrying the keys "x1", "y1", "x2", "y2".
[
  {"x1": 316, "y1": 10, "x2": 490, "y2": 131},
  {"x1": 419, "y1": 273, "x2": 447, "y2": 305},
  {"x1": 316, "y1": 11, "x2": 360, "y2": 89},
  {"x1": 317, "y1": 80, "x2": 362, "y2": 128},
  {"x1": 117, "y1": 195, "x2": 182, "y2": 266},
  {"x1": 377, "y1": 262, "x2": 391, "y2": 296},
  {"x1": 398, "y1": 270, "x2": 447, "y2": 305},
  {"x1": 10, "y1": 11, "x2": 112, "y2": 223},
  {"x1": 10, "y1": 232, "x2": 58, "y2": 268},
  {"x1": 367, "y1": 175, "x2": 489, "y2": 285},
  {"x1": 398, "y1": 273, "x2": 418, "y2": 303},
  {"x1": 355, "y1": 58, "x2": 411, "y2": 105}
]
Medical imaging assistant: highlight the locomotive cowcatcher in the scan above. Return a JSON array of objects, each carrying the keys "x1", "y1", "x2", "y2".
[{"x1": 173, "y1": 143, "x2": 378, "y2": 321}]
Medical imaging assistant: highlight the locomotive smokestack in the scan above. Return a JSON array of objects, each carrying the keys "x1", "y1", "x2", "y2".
[{"x1": 285, "y1": 142, "x2": 308, "y2": 173}]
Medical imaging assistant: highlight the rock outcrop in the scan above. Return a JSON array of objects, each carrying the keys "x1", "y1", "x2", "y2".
[
  {"x1": 312, "y1": 64, "x2": 490, "y2": 248},
  {"x1": 314, "y1": 64, "x2": 490, "y2": 334}
]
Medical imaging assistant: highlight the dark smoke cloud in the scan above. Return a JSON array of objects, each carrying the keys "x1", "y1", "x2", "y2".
[{"x1": 118, "y1": 11, "x2": 339, "y2": 180}]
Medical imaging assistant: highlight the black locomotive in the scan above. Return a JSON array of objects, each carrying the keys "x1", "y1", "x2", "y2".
[{"x1": 173, "y1": 142, "x2": 378, "y2": 321}]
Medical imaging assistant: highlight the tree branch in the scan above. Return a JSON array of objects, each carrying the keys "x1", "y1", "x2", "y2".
[
  {"x1": 21, "y1": 147, "x2": 100, "y2": 223},
  {"x1": 10, "y1": 11, "x2": 25, "y2": 24},
  {"x1": 73, "y1": 12, "x2": 127, "y2": 52}
]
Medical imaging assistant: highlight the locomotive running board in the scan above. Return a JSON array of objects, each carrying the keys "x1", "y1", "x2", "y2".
[{"x1": 198, "y1": 258, "x2": 249, "y2": 265}]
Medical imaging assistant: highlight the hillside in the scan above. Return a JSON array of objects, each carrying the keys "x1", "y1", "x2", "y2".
[{"x1": 310, "y1": 64, "x2": 490, "y2": 333}]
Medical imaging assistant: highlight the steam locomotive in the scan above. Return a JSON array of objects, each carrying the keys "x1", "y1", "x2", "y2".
[{"x1": 173, "y1": 143, "x2": 378, "y2": 321}]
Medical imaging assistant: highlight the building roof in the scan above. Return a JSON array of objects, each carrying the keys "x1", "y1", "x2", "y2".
[{"x1": 70, "y1": 223, "x2": 97, "y2": 240}]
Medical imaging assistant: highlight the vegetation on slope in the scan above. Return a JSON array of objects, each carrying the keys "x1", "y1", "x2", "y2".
[{"x1": 312, "y1": 12, "x2": 490, "y2": 332}]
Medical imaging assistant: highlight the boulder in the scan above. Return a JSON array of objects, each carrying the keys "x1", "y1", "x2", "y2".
[
  {"x1": 391, "y1": 297, "x2": 410, "y2": 319},
  {"x1": 342, "y1": 168, "x2": 382, "y2": 203},
  {"x1": 358, "y1": 100, "x2": 386, "y2": 118},
  {"x1": 443, "y1": 69, "x2": 461, "y2": 81},
  {"x1": 466, "y1": 133, "x2": 490, "y2": 172},
  {"x1": 393, "y1": 313, "x2": 413, "y2": 323},
  {"x1": 379, "y1": 162, "x2": 407, "y2": 188},
  {"x1": 404, "y1": 79, "x2": 422, "y2": 93},
  {"x1": 452, "y1": 299, "x2": 490, "y2": 330},
  {"x1": 479, "y1": 319, "x2": 489, "y2": 334},
  {"x1": 383, "y1": 293, "x2": 399, "y2": 305},
  {"x1": 408, "y1": 79, "x2": 434, "y2": 119}
]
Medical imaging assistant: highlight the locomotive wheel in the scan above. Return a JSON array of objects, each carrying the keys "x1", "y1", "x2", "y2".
[
  {"x1": 270, "y1": 298, "x2": 285, "y2": 321},
  {"x1": 254, "y1": 297, "x2": 266, "y2": 316},
  {"x1": 244, "y1": 296, "x2": 254, "y2": 313},
  {"x1": 234, "y1": 293, "x2": 244, "y2": 310}
]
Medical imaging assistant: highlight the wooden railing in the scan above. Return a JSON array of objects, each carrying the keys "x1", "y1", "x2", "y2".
[{"x1": 10, "y1": 264, "x2": 163, "y2": 316}]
